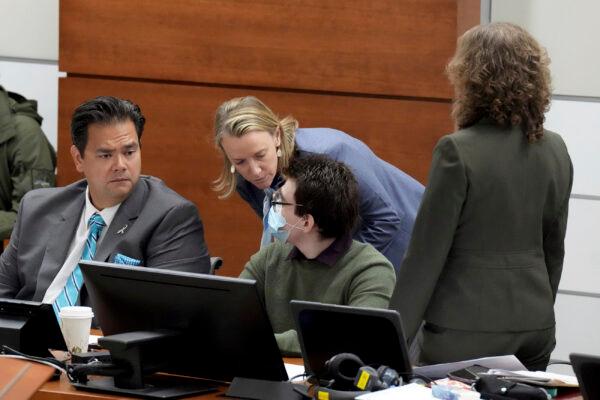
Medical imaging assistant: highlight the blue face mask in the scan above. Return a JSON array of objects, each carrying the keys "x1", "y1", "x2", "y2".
[
  {"x1": 266, "y1": 206, "x2": 291, "y2": 243},
  {"x1": 263, "y1": 205, "x2": 306, "y2": 246}
]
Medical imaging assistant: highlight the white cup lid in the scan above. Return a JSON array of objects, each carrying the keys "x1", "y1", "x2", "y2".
[{"x1": 59, "y1": 306, "x2": 94, "y2": 319}]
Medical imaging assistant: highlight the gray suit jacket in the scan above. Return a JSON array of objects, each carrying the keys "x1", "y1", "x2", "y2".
[
  {"x1": 0, "y1": 175, "x2": 211, "y2": 301},
  {"x1": 391, "y1": 121, "x2": 573, "y2": 343}
]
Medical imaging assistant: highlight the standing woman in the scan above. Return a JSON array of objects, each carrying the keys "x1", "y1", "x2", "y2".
[
  {"x1": 213, "y1": 96, "x2": 424, "y2": 272},
  {"x1": 391, "y1": 22, "x2": 573, "y2": 371}
]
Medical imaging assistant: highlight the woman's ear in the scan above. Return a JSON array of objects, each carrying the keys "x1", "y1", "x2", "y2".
[{"x1": 274, "y1": 127, "x2": 281, "y2": 147}]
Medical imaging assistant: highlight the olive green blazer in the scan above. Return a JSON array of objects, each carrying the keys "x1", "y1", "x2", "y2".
[{"x1": 391, "y1": 121, "x2": 573, "y2": 343}]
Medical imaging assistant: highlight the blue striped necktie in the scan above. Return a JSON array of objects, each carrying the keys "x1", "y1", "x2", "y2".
[
  {"x1": 260, "y1": 188, "x2": 275, "y2": 248},
  {"x1": 53, "y1": 212, "x2": 106, "y2": 318}
]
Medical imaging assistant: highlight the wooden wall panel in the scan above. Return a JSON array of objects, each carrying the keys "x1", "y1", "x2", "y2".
[
  {"x1": 58, "y1": 0, "x2": 480, "y2": 276},
  {"x1": 457, "y1": 0, "x2": 482, "y2": 36},
  {"x1": 58, "y1": 77, "x2": 453, "y2": 276},
  {"x1": 60, "y1": 0, "x2": 459, "y2": 99}
]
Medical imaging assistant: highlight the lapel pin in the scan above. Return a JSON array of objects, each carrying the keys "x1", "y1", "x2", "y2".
[{"x1": 117, "y1": 224, "x2": 128, "y2": 235}]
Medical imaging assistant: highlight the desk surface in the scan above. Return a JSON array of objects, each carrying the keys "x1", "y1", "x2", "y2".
[
  {"x1": 33, "y1": 375, "x2": 584, "y2": 400},
  {"x1": 33, "y1": 377, "x2": 584, "y2": 400},
  {"x1": 19, "y1": 338, "x2": 586, "y2": 400},
  {"x1": 33, "y1": 376, "x2": 228, "y2": 400},
  {"x1": 33, "y1": 378, "x2": 584, "y2": 400},
  {"x1": 32, "y1": 357, "x2": 303, "y2": 400}
]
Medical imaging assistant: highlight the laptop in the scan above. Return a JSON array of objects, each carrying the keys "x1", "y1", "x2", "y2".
[
  {"x1": 290, "y1": 300, "x2": 412, "y2": 382},
  {"x1": 570, "y1": 353, "x2": 600, "y2": 400}
]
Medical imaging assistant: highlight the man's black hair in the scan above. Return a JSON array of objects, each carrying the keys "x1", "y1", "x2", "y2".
[
  {"x1": 71, "y1": 96, "x2": 145, "y2": 154},
  {"x1": 284, "y1": 154, "x2": 359, "y2": 239}
]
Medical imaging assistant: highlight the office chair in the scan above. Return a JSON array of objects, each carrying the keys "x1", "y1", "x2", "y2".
[{"x1": 209, "y1": 257, "x2": 223, "y2": 275}]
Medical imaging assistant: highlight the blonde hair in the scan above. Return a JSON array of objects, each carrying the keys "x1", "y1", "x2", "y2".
[
  {"x1": 213, "y1": 96, "x2": 299, "y2": 198},
  {"x1": 447, "y1": 22, "x2": 552, "y2": 142}
]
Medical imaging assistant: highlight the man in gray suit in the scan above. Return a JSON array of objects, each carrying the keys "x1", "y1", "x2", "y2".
[{"x1": 0, "y1": 96, "x2": 210, "y2": 304}]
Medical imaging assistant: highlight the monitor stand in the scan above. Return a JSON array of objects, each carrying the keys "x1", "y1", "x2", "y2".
[
  {"x1": 70, "y1": 330, "x2": 219, "y2": 399},
  {"x1": 71, "y1": 374, "x2": 218, "y2": 399}
]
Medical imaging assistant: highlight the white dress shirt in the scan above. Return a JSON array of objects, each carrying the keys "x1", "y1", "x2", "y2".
[{"x1": 42, "y1": 188, "x2": 121, "y2": 303}]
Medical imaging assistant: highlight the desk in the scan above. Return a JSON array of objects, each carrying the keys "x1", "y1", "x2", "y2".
[
  {"x1": 29, "y1": 353, "x2": 584, "y2": 400},
  {"x1": 33, "y1": 375, "x2": 227, "y2": 400},
  {"x1": 32, "y1": 358, "x2": 304, "y2": 400},
  {"x1": 33, "y1": 375, "x2": 584, "y2": 400}
]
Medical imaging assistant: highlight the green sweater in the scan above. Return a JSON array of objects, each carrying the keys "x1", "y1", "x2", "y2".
[{"x1": 239, "y1": 240, "x2": 396, "y2": 356}]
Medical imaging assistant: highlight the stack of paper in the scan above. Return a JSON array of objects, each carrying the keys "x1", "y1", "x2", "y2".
[
  {"x1": 486, "y1": 369, "x2": 578, "y2": 387},
  {"x1": 355, "y1": 383, "x2": 434, "y2": 399},
  {"x1": 413, "y1": 355, "x2": 526, "y2": 379}
]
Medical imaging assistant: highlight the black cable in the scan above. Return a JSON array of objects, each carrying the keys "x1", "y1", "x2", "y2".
[
  {"x1": 288, "y1": 372, "x2": 313, "y2": 382},
  {"x1": 67, "y1": 360, "x2": 131, "y2": 383},
  {"x1": 547, "y1": 360, "x2": 572, "y2": 366},
  {"x1": 407, "y1": 372, "x2": 435, "y2": 385},
  {"x1": 0, "y1": 345, "x2": 66, "y2": 371}
]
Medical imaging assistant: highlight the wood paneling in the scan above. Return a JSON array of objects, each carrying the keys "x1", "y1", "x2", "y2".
[
  {"x1": 58, "y1": 77, "x2": 453, "y2": 276},
  {"x1": 58, "y1": 0, "x2": 480, "y2": 276},
  {"x1": 457, "y1": 0, "x2": 482, "y2": 37},
  {"x1": 60, "y1": 0, "x2": 460, "y2": 99}
]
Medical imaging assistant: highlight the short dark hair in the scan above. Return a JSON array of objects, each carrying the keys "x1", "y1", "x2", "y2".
[
  {"x1": 71, "y1": 96, "x2": 146, "y2": 154},
  {"x1": 284, "y1": 154, "x2": 359, "y2": 239}
]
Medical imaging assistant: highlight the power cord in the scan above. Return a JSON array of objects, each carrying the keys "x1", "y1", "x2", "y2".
[
  {"x1": 288, "y1": 372, "x2": 313, "y2": 382},
  {"x1": 547, "y1": 360, "x2": 572, "y2": 366},
  {"x1": 407, "y1": 372, "x2": 435, "y2": 385},
  {"x1": 0, "y1": 345, "x2": 66, "y2": 379},
  {"x1": 67, "y1": 360, "x2": 130, "y2": 383}
]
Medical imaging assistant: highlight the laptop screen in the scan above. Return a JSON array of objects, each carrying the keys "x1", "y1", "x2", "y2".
[
  {"x1": 291, "y1": 300, "x2": 412, "y2": 380},
  {"x1": 570, "y1": 353, "x2": 600, "y2": 400}
]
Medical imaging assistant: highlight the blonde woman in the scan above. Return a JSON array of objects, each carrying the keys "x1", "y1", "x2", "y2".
[{"x1": 213, "y1": 96, "x2": 424, "y2": 272}]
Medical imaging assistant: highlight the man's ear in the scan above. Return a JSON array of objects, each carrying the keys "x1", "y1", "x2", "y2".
[
  {"x1": 70, "y1": 145, "x2": 84, "y2": 173},
  {"x1": 303, "y1": 214, "x2": 316, "y2": 233}
]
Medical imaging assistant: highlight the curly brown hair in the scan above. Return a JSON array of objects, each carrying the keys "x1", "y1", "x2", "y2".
[{"x1": 446, "y1": 22, "x2": 552, "y2": 142}]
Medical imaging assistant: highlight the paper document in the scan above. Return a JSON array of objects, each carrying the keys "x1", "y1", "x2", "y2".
[
  {"x1": 284, "y1": 363, "x2": 306, "y2": 382},
  {"x1": 88, "y1": 334, "x2": 100, "y2": 345},
  {"x1": 486, "y1": 369, "x2": 578, "y2": 387},
  {"x1": 356, "y1": 383, "x2": 434, "y2": 399},
  {"x1": 413, "y1": 355, "x2": 526, "y2": 379}
]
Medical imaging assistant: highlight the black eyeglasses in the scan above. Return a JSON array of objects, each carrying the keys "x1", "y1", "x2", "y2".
[{"x1": 271, "y1": 191, "x2": 303, "y2": 213}]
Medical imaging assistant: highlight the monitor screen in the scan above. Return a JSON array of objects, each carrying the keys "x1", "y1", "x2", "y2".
[
  {"x1": 0, "y1": 298, "x2": 66, "y2": 356},
  {"x1": 80, "y1": 260, "x2": 288, "y2": 382},
  {"x1": 570, "y1": 353, "x2": 600, "y2": 400},
  {"x1": 291, "y1": 300, "x2": 412, "y2": 380}
]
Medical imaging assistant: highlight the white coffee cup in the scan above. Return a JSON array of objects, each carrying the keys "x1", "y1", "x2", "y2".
[{"x1": 59, "y1": 306, "x2": 94, "y2": 354}]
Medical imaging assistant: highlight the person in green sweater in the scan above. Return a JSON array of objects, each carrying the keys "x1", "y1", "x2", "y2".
[{"x1": 239, "y1": 154, "x2": 396, "y2": 356}]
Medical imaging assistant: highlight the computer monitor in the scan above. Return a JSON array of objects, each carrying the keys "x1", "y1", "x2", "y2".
[
  {"x1": 0, "y1": 298, "x2": 66, "y2": 356},
  {"x1": 570, "y1": 353, "x2": 600, "y2": 400},
  {"x1": 291, "y1": 300, "x2": 413, "y2": 383},
  {"x1": 79, "y1": 261, "x2": 288, "y2": 385}
]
